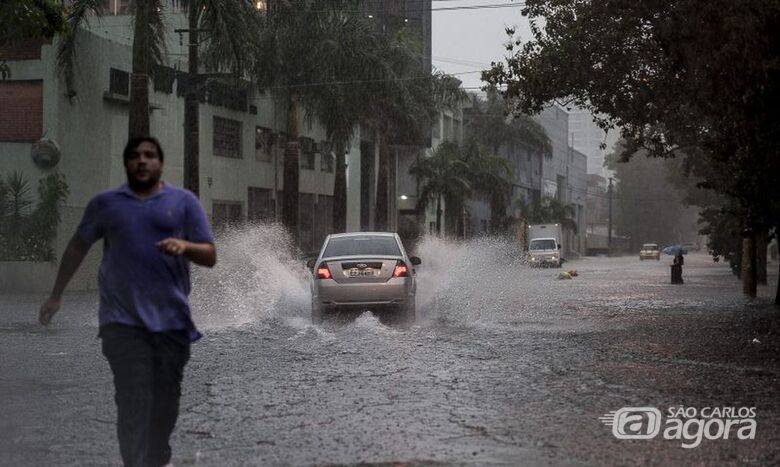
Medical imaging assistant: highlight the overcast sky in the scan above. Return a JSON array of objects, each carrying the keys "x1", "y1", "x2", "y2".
[{"x1": 432, "y1": 0, "x2": 532, "y2": 92}]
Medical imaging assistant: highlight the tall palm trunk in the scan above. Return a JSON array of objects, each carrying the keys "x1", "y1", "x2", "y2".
[
  {"x1": 435, "y1": 195, "x2": 442, "y2": 236},
  {"x1": 742, "y1": 225, "x2": 757, "y2": 298},
  {"x1": 333, "y1": 139, "x2": 348, "y2": 233},
  {"x1": 757, "y1": 228, "x2": 767, "y2": 285},
  {"x1": 776, "y1": 260, "x2": 780, "y2": 306},
  {"x1": 129, "y1": 0, "x2": 151, "y2": 138},
  {"x1": 184, "y1": 4, "x2": 200, "y2": 196},
  {"x1": 375, "y1": 134, "x2": 390, "y2": 231},
  {"x1": 283, "y1": 94, "x2": 301, "y2": 244}
]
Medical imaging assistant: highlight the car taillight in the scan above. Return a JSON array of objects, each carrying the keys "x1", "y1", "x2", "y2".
[
  {"x1": 317, "y1": 262, "x2": 332, "y2": 279},
  {"x1": 392, "y1": 261, "x2": 409, "y2": 278}
]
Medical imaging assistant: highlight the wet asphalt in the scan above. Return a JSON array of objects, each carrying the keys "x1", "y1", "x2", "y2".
[{"x1": 1, "y1": 233, "x2": 779, "y2": 466}]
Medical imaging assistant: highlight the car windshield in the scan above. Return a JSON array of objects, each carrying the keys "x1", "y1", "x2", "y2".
[
  {"x1": 642, "y1": 244, "x2": 659, "y2": 250},
  {"x1": 323, "y1": 236, "x2": 401, "y2": 257},
  {"x1": 529, "y1": 239, "x2": 557, "y2": 251}
]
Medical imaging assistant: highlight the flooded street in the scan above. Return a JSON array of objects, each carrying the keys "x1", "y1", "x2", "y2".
[{"x1": 2, "y1": 229, "x2": 779, "y2": 466}]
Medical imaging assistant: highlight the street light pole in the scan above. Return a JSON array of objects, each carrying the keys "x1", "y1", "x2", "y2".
[{"x1": 607, "y1": 176, "x2": 613, "y2": 256}]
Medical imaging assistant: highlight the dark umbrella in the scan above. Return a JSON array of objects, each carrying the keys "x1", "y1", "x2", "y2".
[{"x1": 662, "y1": 245, "x2": 688, "y2": 256}]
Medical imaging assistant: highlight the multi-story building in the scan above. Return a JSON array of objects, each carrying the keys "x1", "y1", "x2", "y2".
[
  {"x1": 0, "y1": 2, "x2": 344, "y2": 290},
  {"x1": 534, "y1": 105, "x2": 587, "y2": 256},
  {"x1": 568, "y1": 105, "x2": 619, "y2": 178}
]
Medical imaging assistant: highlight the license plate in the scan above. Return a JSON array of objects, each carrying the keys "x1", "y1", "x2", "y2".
[{"x1": 348, "y1": 268, "x2": 374, "y2": 277}]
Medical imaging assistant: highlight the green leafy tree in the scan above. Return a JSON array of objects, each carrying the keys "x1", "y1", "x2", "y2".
[
  {"x1": 0, "y1": 0, "x2": 67, "y2": 78},
  {"x1": 484, "y1": 0, "x2": 780, "y2": 299}
]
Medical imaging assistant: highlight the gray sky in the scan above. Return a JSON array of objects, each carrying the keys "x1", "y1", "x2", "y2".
[{"x1": 432, "y1": 0, "x2": 532, "y2": 91}]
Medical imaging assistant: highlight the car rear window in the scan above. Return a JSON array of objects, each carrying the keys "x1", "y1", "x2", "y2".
[
  {"x1": 642, "y1": 244, "x2": 659, "y2": 249},
  {"x1": 323, "y1": 236, "x2": 402, "y2": 257}
]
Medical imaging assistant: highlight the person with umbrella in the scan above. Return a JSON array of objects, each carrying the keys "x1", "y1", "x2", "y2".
[{"x1": 663, "y1": 245, "x2": 687, "y2": 284}]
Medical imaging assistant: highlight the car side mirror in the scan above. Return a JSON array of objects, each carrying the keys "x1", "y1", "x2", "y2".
[
  {"x1": 410, "y1": 256, "x2": 421, "y2": 266},
  {"x1": 306, "y1": 258, "x2": 316, "y2": 270},
  {"x1": 557, "y1": 243, "x2": 561, "y2": 250}
]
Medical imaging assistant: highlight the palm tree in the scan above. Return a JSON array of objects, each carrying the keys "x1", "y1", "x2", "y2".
[
  {"x1": 367, "y1": 62, "x2": 467, "y2": 230},
  {"x1": 459, "y1": 138, "x2": 515, "y2": 232},
  {"x1": 466, "y1": 87, "x2": 552, "y2": 157},
  {"x1": 305, "y1": 9, "x2": 387, "y2": 234},
  {"x1": 409, "y1": 141, "x2": 471, "y2": 236},
  {"x1": 57, "y1": 0, "x2": 259, "y2": 168},
  {"x1": 254, "y1": 0, "x2": 373, "y2": 241}
]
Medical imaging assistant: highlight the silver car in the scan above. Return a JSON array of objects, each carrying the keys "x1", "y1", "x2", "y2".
[{"x1": 307, "y1": 232, "x2": 420, "y2": 324}]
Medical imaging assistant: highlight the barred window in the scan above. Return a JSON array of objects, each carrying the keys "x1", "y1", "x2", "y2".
[
  {"x1": 247, "y1": 187, "x2": 275, "y2": 222},
  {"x1": 109, "y1": 68, "x2": 129, "y2": 96},
  {"x1": 213, "y1": 117, "x2": 242, "y2": 159},
  {"x1": 212, "y1": 200, "x2": 243, "y2": 229}
]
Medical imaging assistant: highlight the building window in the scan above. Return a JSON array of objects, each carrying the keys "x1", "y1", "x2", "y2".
[
  {"x1": 109, "y1": 68, "x2": 129, "y2": 96},
  {"x1": 212, "y1": 200, "x2": 243, "y2": 229},
  {"x1": 255, "y1": 126, "x2": 273, "y2": 162},
  {"x1": 213, "y1": 117, "x2": 242, "y2": 159},
  {"x1": 247, "y1": 187, "x2": 275, "y2": 222},
  {"x1": 0, "y1": 80, "x2": 43, "y2": 142}
]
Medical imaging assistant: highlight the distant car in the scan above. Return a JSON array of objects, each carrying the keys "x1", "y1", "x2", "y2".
[
  {"x1": 639, "y1": 243, "x2": 661, "y2": 260},
  {"x1": 681, "y1": 241, "x2": 699, "y2": 252},
  {"x1": 307, "y1": 232, "x2": 420, "y2": 324}
]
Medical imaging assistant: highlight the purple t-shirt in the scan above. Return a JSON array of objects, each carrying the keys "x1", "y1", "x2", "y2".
[{"x1": 77, "y1": 182, "x2": 214, "y2": 342}]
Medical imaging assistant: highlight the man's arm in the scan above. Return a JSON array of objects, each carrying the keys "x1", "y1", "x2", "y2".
[
  {"x1": 156, "y1": 238, "x2": 217, "y2": 268},
  {"x1": 39, "y1": 235, "x2": 91, "y2": 325}
]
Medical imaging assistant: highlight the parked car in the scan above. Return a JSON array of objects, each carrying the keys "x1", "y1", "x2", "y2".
[
  {"x1": 307, "y1": 232, "x2": 420, "y2": 324},
  {"x1": 639, "y1": 243, "x2": 661, "y2": 260}
]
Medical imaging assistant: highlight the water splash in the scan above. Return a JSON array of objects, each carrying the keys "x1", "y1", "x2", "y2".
[
  {"x1": 412, "y1": 235, "x2": 554, "y2": 326},
  {"x1": 190, "y1": 223, "x2": 310, "y2": 330}
]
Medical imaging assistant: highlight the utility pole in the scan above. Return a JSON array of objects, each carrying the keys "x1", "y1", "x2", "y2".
[{"x1": 607, "y1": 177, "x2": 613, "y2": 256}]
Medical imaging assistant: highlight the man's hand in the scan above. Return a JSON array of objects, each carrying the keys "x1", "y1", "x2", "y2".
[
  {"x1": 39, "y1": 297, "x2": 61, "y2": 325},
  {"x1": 156, "y1": 238, "x2": 216, "y2": 267},
  {"x1": 156, "y1": 238, "x2": 189, "y2": 255}
]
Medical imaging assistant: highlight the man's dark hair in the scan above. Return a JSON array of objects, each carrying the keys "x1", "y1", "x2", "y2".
[{"x1": 123, "y1": 136, "x2": 164, "y2": 164}]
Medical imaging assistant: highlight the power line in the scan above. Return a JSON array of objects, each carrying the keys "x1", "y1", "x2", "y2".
[
  {"x1": 276, "y1": 1, "x2": 525, "y2": 14},
  {"x1": 249, "y1": 69, "x2": 482, "y2": 92}
]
